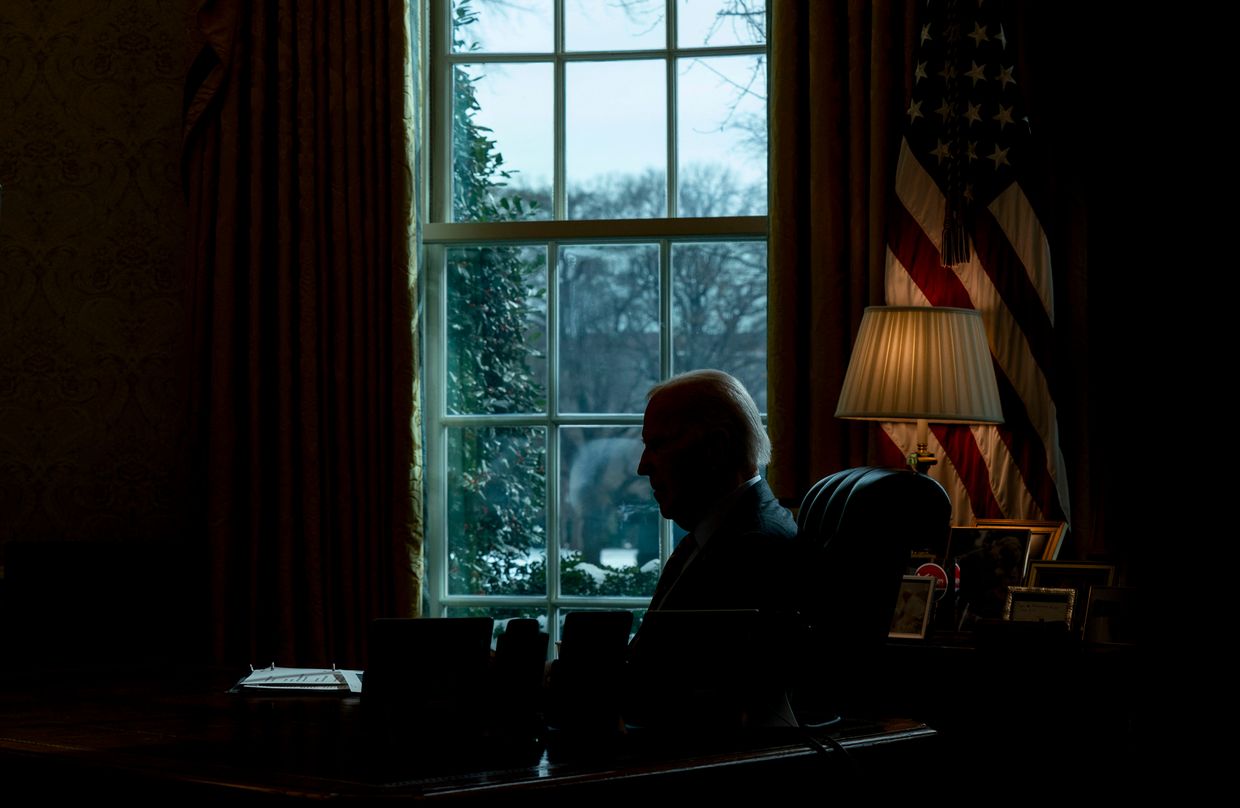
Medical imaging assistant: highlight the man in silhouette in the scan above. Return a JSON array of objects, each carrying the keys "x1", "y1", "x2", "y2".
[
  {"x1": 636, "y1": 369, "x2": 798, "y2": 614},
  {"x1": 625, "y1": 370, "x2": 799, "y2": 728}
]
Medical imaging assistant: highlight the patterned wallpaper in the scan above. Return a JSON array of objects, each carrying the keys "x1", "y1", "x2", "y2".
[{"x1": 0, "y1": 1, "x2": 196, "y2": 548}]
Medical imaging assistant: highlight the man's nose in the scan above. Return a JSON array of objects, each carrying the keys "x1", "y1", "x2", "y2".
[{"x1": 637, "y1": 448, "x2": 650, "y2": 477}]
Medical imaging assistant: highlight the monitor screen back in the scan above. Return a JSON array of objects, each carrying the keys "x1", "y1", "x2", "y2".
[{"x1": 362, "y1": 617, "x2": 494, "y2": 718}]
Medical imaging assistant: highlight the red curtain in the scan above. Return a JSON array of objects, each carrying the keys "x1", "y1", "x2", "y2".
[{"x1": 182, "y1": 0, "x2": 419, "y2": 668}]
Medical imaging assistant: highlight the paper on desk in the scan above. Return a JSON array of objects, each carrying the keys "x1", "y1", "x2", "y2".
[{"x1": 232, "y1": 666, "x2": 364, "y2": 693}]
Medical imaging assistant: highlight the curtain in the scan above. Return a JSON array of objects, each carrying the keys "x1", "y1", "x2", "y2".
[
  {"x1": 182, "y1": 0, "x2": 420, "y2": 668},
  {"x1": 767, "y1": 0, "x2": 918, "y2": 504},
  {"x1": 766, "y1": 1, "x2": 1114, "y2": 563}
]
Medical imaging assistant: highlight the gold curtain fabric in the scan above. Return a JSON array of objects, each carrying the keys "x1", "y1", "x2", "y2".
[
  {"x1": 182, "y1": 0, "x2": 420, "y2": 668},
  {"x1": 767, "y1": 0, "x2": 918, "y2": 504}
]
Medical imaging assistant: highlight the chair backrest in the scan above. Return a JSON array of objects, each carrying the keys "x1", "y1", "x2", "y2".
[{"x1": 791, "y1": 466, "x2": 950, "y2": 720}]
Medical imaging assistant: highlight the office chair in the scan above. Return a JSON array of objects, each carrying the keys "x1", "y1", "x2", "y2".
[{"x1": 789, "y1": 465, "x2": 951, "y2": 725}]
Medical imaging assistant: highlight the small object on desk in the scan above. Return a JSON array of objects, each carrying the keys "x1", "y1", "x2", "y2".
[{"x1": 230, "y1": 665, "x2": 363, "y2": 694}]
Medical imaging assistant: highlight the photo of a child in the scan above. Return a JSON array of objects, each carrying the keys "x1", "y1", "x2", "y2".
[{"x1": 888, "y1": 575, "x2": 936, "y2": 639}]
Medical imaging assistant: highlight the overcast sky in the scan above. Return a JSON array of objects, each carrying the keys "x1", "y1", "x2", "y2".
[{"x1": 456, "y1": 0, "x2": 766, "y2": 191}]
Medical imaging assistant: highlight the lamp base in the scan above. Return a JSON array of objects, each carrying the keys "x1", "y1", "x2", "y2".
[{"x1": 907, "y1": 446, "x2": 937, "y2": 475}]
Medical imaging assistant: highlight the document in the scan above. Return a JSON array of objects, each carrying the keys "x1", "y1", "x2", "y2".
[{"x1": 231, "y1": 665, "x2": 363, "y2": 694}]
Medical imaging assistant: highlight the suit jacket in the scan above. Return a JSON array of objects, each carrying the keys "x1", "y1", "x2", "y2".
[
  {"x1": 652, "y1": 478, "x2": 798, "y2": 615},
  {"x1": 625, "y1": 479, "x2": 799, "y2": 727}
]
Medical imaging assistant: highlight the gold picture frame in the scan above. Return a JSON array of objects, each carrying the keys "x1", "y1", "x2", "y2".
[
  {"x1": 1082, "y1": 586, "x2": 1138, "y2": 645},
  {"x1": 1004, "y1": 586, "x2": 1076, "y2": 627},
  {"x1": 1026, "y1": 561, "x2": 1116, "y2": 634},
  {"x1": 947, "y1": 526, "x2": 1033, "y2": 623},
  {"x1": 975, "y1": 519, "x2": 1068, "y2": 563}
]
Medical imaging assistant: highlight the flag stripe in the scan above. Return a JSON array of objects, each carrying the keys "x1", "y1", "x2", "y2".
[
  {"x1": 930, "y1": 424, "x2": 1005, "y2": 518},
  {"x1": 875, "y1": 426, "x2": 908, "y2": 469},
  {"x1": 879, "y1": 422, "x2": 985, "y2": 527},
  {"x1": 991, "y1": 361, "x2": 1065, "y2": 521},
  {"x1": 987, "y1": 182, "x2": 1055, "y2": 322},
  {"x1": 887, "y1": 198, "x2": 974, "y2": 309},
  {"x1": 969, "y1": 423, "x2": 1037, "y2": 521},
  {"x1": 972, "y1": 204, "x2": 1056, "y2": 387}
]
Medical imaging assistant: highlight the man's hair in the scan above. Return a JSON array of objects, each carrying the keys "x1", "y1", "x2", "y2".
[{"x1": 647, "y1": 369, "x2": 771, "y2": 473}]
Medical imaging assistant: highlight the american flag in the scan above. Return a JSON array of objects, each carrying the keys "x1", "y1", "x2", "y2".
[{"x1": 880, "y1": 0, "x2": 1069, "y2": 527}]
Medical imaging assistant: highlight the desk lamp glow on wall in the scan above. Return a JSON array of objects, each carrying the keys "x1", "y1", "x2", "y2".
[{"x1": 835, "y1": 306, "x2": 1004, "y2": 473}]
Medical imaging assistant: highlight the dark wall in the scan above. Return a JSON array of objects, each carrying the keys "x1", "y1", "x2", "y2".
[
  {"x1": 0, "y1": 1, "x2": 200, "y2": 662},
  {"x1": 0, "y1": 1, "x2": 195, "y2": 546}
]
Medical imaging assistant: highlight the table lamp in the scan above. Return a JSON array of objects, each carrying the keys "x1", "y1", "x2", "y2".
[{"x1": 835, "y1": 306, "x2": 1003, "y2": 473}]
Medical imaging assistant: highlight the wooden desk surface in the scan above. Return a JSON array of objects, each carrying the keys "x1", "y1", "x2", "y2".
[{"x1": 0, "y1": 666, "x2": 935, "y2": 803}]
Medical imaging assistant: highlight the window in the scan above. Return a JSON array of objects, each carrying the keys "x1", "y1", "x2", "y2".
[{"x1": 421, "y1": 0, "x2": 769, "y2": 642}]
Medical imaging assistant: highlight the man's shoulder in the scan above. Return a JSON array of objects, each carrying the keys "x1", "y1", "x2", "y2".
[
  {"x1": 728, "y1": 480, "x2": 798, "y2": 542},
  {"x1": 754, "y1": 503, "x2": 798, "y2": 542}
]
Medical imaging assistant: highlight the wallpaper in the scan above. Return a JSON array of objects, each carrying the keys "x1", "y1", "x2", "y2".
[{"x1": 0, "y1": 1, "x2": 194, "y2": 548}]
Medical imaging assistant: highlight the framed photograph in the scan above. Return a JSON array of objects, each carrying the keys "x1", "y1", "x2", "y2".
[
  {"x1": 889, "y1": 575, "x2": 936, "y2": 639},
  {"x1": 1082, "y1": 586, "x2": 1138, "y2": 645},
  {"x1": 1027, "y1": 561, "x2": 1116, "y2": 633},
  {"x1": 947, "y1": 526, "x2": 1033, "y2": 623},
  {"x1": 1004, "y1": 586, "x2": 1076, "y2": 627},
  {"x1": 975, "y1": 519, "x2": 1068, "y2": 561}
]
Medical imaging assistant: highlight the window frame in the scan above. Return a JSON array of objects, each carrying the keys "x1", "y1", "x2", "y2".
[{"x1": 420, "y1": 0, "x2": 770, "y2": 640}]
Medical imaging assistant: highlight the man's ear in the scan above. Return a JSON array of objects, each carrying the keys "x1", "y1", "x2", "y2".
[{"x1": 699, "y1": 428, "x2": 731, "y2": 467}]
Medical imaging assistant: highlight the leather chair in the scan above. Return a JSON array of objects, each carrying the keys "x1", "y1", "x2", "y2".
[{"x1": 789, "y1": 466, "x2": 951, "y2": 724}]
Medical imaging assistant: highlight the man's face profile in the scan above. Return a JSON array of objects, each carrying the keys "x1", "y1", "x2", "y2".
[{"x1": 637, "y1": 391, "x2": 707, "y2": 530}]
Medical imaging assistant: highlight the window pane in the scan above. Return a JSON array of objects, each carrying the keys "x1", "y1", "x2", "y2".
[
  {"x1": 453, "y1": 63, "x2": 550, "y2": 220},
  {"x1": 558, "y1": 244, "x2": 660, "y2": 414},
  {"x1": 677, "y1": 0, "x2": 766, "y2": 48},
  {"x1": 567, "y1": 61, "x2": 667, "y2": 219},
  {"x1": 451, "y1": 0, "x2": 553, "y2": 53},
  {"x1": 446, "y1": 246, "x2": 547, "y2": 415},
  {"x1": 671, "y1": 241, "x2": 767, "y2": 410},
  {"x1": 565, "y1": 0, "x2": 665, "y2": 51},
  {"x1": 559, "y1": 427, "x2": 660, "y2": 597},
  {"x1": 677, "y1": 55, "x2": 767, "y2": 216},
  {"x1": 453, "y1": 63, "x2": 553, "y2": 222},
  {"x1": 447, "y1": 426, "x2": 547, "y2": 596}
]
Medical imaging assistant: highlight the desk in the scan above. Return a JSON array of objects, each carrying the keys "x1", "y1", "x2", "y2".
[
  {"x1": 0, "y1": 667, "x2": 934, "y2": 804},
  {"x1": 873, "y1": 630, "x2": 1144, "y2": 798}
]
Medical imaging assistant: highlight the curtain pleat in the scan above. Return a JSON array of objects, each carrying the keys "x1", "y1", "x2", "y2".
[
  {"x1": 182, "y1": 0, "x2": 419, "y2": 669},
  {"x1": 767, "y1": 0, "x2": 917, "y2": 504}
]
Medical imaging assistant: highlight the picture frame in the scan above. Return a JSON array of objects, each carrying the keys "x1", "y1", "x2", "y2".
[
  {"x1": 1004, "y1": 586, "x2": 1076, "y2": 627},
  {"x1": 1082, "y1": 586, "x2": 1138, "y2": 645},
  {"x1": 946, "y1": 526, "x2": 1034, "y2": 623},
  {"x1": 889, "y1": 575, "x2": 936, "y2": 639},
  {"x1": 1026, "y1": 561, "x2": 1117, "y2": 634},
  {"x1": 974, "y1": 519, "x2": 1068, "y2": 562}
]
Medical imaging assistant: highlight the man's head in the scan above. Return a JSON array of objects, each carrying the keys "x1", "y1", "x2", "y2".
[{"x1": 637, "y1": 370, "x2": 770, "y2": 529}]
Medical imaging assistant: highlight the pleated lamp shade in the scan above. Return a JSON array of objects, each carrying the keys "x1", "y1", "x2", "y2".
[{"x1": 835, "y1": 306, "x2": 1003, "y2": 425}]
